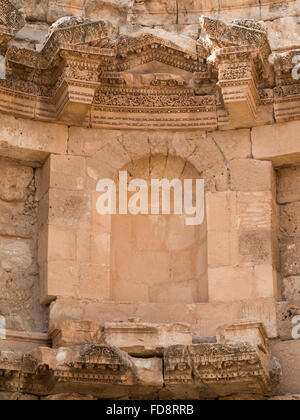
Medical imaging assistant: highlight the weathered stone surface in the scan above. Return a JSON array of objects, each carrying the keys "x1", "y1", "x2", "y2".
[
  {"x1": 49, "y1": 297, "x2": 279, "y2": 339},
  {"x1": 278, "y1": 166, "x2": 300, "y2": 204},
  {"x1": 231, "y1": 160, "x2": 275, "y2": 193},
  {"x1": 270, "y1": 394, "x2": 300, "y2": 401},
  {"x1": 164, "y1": 342, "x2": 280, "y2": 397},
  {"x1": 0, "y1": 159, "x2": 47, "y2": 334},
  {"x1": 252, "y1": 121, "x2": 300, "y2": 167},
  {"x1": 216, "y1": 320, "x2": 268, "y2": 350},
  {"x1": 0, "y1": 161, "x2": 33, "y2": 202},
  {"x1": 41, "y1": 394, "x2": 96, "y2": 401},
  {"x1": 280, "y1": 202, "x2": 300, "y2": 237},
  {"x1": 0, "y1": 392, "x2": 38, "y2": 401},
  {"x1": 282, "y1": 277, "x2": 300, "y2": 301},
  {"x1": 280, "y1": 237, "x2": 300, "y2": 277},
  {"x1": 104, "y1": 322, "x2": 192, "y2": 356},
  {"x1": 276, "y1": 301, "x2": 300, "y2": 341},
  {"x1": 49, "y1": 320, "x2": 102, "y2": 348},
  {"x1": 271, "y1": 340, "x2": 300, "y2": 395},
  {"x1": 0, "y1": 339, "x2": 281, "y2": 399}
]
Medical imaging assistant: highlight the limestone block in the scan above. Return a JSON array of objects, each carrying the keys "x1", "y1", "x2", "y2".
[
  {"x1": 210, "y1": 129, "x2": 251, "y2": 161},
  {"x1": 265, "y1": 16, "x2": 300, "y2": 51},
  {"x1": 280, "y1": 237, "x2": 300, "y2": 277},
  {"x1": 49, "y1": 320, "x2": 102, "y2": 348},
  {"x1": 0, "y1": 237, "x2": 32, "y2": 272},
  {"x1": 276, "y1": 301, "x2": 300, "y2": 341},
  {"x1": 49, "y1": 297, "x2": 278, "y2": 339},
  {"x1": 68, "y1": 127, "x2": 122, "y2": 157},
  {"x1": 43, "y1": 260, "x2": 78, "y2": 303},
  {"x1": 230, "y1": 159, "x2": 275, "y2": 192},
  {"x1": 271, "y1": 340, "x2": 300, "y2": 395},
  {"x1": 0, "y1": 161, "x2": 33, "y2": 202},
  {"x1": 77, "y1": 263, "x2": 111, "y2": 301},
  {"x1": 44, "y1": 189, "x2": 91, "y2": 229},
  {"x1": 280, "y1": 202, "x2": 300, "y2": 237},
  {"x1": 0, "y1": 201, "x2": 35, "y2": 239},
  {"x1": 252, "y1": 121, "x2": 300, "y2": 167},
  {"x1": 254, "y1": 265, "x2": 278, "y2": 300},
  {"x1": 47, "y1": 0, "x2": 85, "y2": 23},
  {"x1": 47, "y1": 225, "x2": 76, "y2": 262},
  {"x1": 0, "y1": 114, "x2": 68, "y2": 156},
  {"x1": 216, "y1": 320, "x2": 268, "y2": 351},
  {"x1": 104, "y1": 322, "x2": 192, "y2": 356},
  {"x1": 49, "y1": 155, "x2": 86, "y2": 191},
  {"x1": 282, "y1": 277, "x2": 300, "y2": 301},
  {"x1": 237, "y1": 192, "x2": 276, "y2": 231},
  {"x1": 242, "y1": 299, "x2": 278, "y2": 339},
  {"x1": 208, "y1": 266, "x2": 255, "y2": 303},
  {"x1": 239, "y1": 230, "x2": 273, "y2": 265},
  {"x1": 206, "y1": 192, "x2": 239, "y2": 267},
  {"x1": 207, "y1": 230, "x2": 239, "y2": 268},
  {"x1": 278, "y1": 166, "x2": 300, "y2": 204}
]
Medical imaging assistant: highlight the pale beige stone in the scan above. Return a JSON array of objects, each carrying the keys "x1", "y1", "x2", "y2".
[
  {"x1": 282, "y1": 277, "x2": 300, "y2": 301},
  {"x1": 208, "y1": 266, "x2": 255, "y2": 303},
  {"x1": 49, "y1": 320, "x2": 101, "y2": 348},
  {"x1": 252, "y1": 121, "x2": 300, "y2": 167},
  {"x1": 278, "y1": 166, "x2": 300, "y2": 204},
  {"x1": 210, "y1": 129, "x2": 251, "y2": 161},
  {"x1": 104, "y1": 322, "x2": 192, "y2": 356},
  {"x1": 217, "y1": 320, "x2": 268, "y2": 349},
  {"x1": 271, "y1": 340, "x2": 300, "y2": 395},
  {"x1": 230, "y1": 159, "x2": 275, "y2": 192},
  {"x1": 0, "y1": 161, "x2": 33, "y2": 202}
]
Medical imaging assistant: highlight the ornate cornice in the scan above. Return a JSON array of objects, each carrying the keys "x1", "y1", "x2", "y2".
[
  {"x1": 0, "y1": 0, "x2": 25, "y2": 54},
  {"x1": 0, "y1": 14, "x2": 298, "y2": 129},
  {"x1": 0, "y1": 342, "x2": 280, "y2": 398}
]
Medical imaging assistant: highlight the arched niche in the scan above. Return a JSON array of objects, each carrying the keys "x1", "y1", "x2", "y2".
[{"x1": 110, "y1": 154, "x2": 208, "y2": 304}]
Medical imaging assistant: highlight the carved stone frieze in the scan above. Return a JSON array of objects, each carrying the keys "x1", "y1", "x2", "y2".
[
  {"x1": 199, "y1": 17, "x2": 275, "y2": 126},
  {"x1": 0, "y1": 12, "x2": 297, "y2": 128},
  {"x1": 0, "y1": 344, "x2": 137, "y2": 396},
  {"x1": 0, "y1": 319, "x2": 282, "y2": 399},
  {"x1": 0, "y1": 0, "x2": 25, "y2": 54},
  {"x1": 274, "y1": 50, "x2": 300, "y2": 122},
  {"x1": 164, "y1": 343, "x2": 281, "y2": 397}
]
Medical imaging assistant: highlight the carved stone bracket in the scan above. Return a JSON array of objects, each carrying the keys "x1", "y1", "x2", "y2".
[
  {"x1": 0, "y1": 345, "x2": 137, "y2": 396},
  {"x1": 274, "y1": 49, "x2": 300, "y2": 122},
  {"x1": 164, "y1": 343, "x2": 280, "y2": 397},
  {"x1": 200, "y1": 17, "x2": 274, "y2": 126},
  {"x1": 0, "y1": 0, "x2": 25, "y2": 54}
]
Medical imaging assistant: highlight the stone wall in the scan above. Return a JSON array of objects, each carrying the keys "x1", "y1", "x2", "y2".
[
  {"x1": 278, "y1": 166, "x2": 300, "y2": 301},
  {"x1": 0, "y1": 158, "x2": 47, "y2": 333},
  {"x1": 0, "y1": 0, "x2": 299, "y2": 401}
]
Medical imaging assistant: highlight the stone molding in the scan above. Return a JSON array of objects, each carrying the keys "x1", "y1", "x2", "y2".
[
  {"x1": 0, "y1": 340, "x2": 281, "y2": 399},
  {"x1": 0, "y1": 12, "x2": 298, "y2": 129}
]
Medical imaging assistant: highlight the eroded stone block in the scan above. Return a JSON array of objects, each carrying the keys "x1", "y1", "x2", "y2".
[
  {"x1": 49, "y1": 320, "x2": 102, "y2": 348},
  {"x1": 104, "y1": 322, "x2": 193, "y2": 356},
  {"x1": 216, "y1": 320, "x2": 268, "y2": 351}
]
